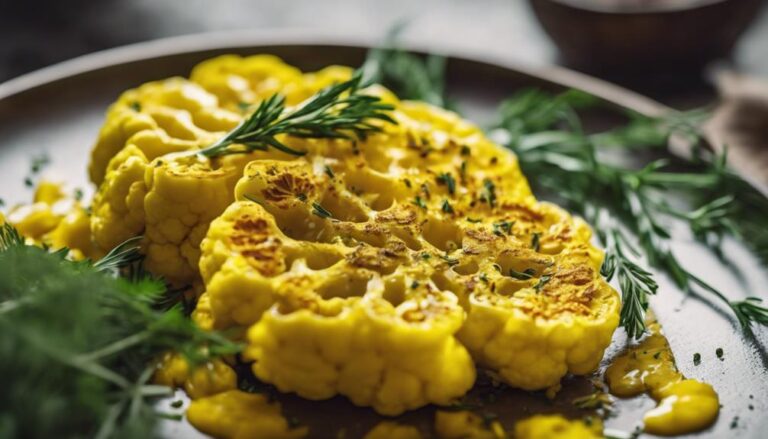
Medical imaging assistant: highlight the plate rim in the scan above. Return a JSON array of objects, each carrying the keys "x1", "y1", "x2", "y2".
[{"x1": 0, "y1": 28, "x2": 670, "y2": 117}]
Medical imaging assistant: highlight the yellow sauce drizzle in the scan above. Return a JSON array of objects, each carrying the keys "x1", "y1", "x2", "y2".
[{"x1": 605, "y1": 316, "x2": 719, "y2": 436}]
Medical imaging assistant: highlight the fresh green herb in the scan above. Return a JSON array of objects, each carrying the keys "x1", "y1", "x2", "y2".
[
  {"x1": 413, "y1": 196, "x2": 427, "y2": 210},
  {"x1": 0, "y1": 224, "x2": 239, "y2": 438},
  {"x1": 92, "y1": 235, "x2": 144, "y2": 273},
  {"x1": 170, "y1": 400, "x2": 184, "y2": 409},
  {"x1": 199, "y1": 71, "x2": 395, "y2": 158},
  {"x1": 534, "y1": 274, "x2": 552, "y2": 292},
  {"x1": 411, "y1": 280, "x2": 420, "y2": 289},
  {"x1": 311, "y1": 202, "x2": 333, "y2": 219},
  {"x1": 509, "y1": 268, "x2": 536, "y2": 280},
  {"x1": 404, "y1": 178, "x2": 412, "y2": 188},
  {"x1": 600, "y1": 219, "x2": 659, "y2": 339},
  {"x1": 129, "y1": 101, "x2": 142, "y2": 112},
  {"x1": 243, "y1": 194, "x2": 264, "y2": 206},
  {"x1": 420, "y1": 183, "x2": 431, "y2": 198},
  {"x1": 460, "y1": 145, "x2": 471, "y2": 156},
  {"x1": 531, "y1": 232, "x2": 541, "y2": 252},
  {"x1": 440, "y1": 254, "x2": 460, "y2": 266},
  {"x1": 441, "y1": 199, "x2": 454, "y2": 214},
  {"x1": 324, "y1": 165, "x2": 335, "y2": 179},
  {"x1": 24, "y1": 177, "x2": 33, "y2": 187},
  {"x1": 480, "y1": 179, "x2": 496, "y2": 208},
  {"x1": 296, "y1": 193, "x2": 308, "y2": 202},
  {"x1": 694, "y1": 353, "x2": 701, "y2": 366},
  {"x1": 467, "y1": 217, "x2": 482, "y2": 223},
  {"x1": 492, "y1": 220, "x2": 513, "y2": 236},
  {"x1": 716, "y1": 347, "x2": 724, "y2": 360},
  {"x1": 436, "y1": 172, "x2": 456, "y2": 195},
  {"x1": 493, "y1": 87, "x2": 768, "y2": 337},
  {"x1": 74, "y1": 188, "x2": 84, "y2": 201},
  {"x1": 361, "y1": 24, "x2": 452, "y2": 109},
  {"x1": 30, "y1": 153, "x2": 50, "y2": 174},
  {"x1": 420, "y1": 252, "x2": 431, "y2": 260}
]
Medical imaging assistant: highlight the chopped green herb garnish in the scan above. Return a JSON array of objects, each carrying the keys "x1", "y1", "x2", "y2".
[
  {"x1": 436, "y1": 172, "x2": 456, "y2": 195},
  {"x1": 199, "y1": 71, "x2": 396, "y2": 158},
  {"x1": 509, "y1": 268, "x2": 536, "y2": 280},
  {"x1": 311, "y1": 202, "x2": 333, "y2": 219},
  {"x1": 129, "y1": 101, "x2": 142, "y2": 112},
  {"x1": 693, "y1": 353, "x2": 701, "y2": 365},
  {"x1": 440, "y1": 254, "x2": 459, "y2": 266},
  {"x1": 420, "y1": 252, "x2": 431, "y2": 260},
  {"x1": 324, "y1": 165, "x2": 335, "y2": 179},
  {"x1": 716, "y1": 347, "x2": 724, "y2": 360},
  {"x1": 480, "y1": 179, "x2": 496, "y2": 208},
  {"x1": 296, "y1": 193, "x2": 308, "y2": 202},
  {"x1": 413, "y1": 196, "x2": 427, "y2": 210},
  {"x1": 460, "y1": 145, "x2": 471, "y2": 156},
  {"x1": 441, "y1": 199, "x2": 454, "y2": 214},
  {"x1": 531, "y1": 232, "x2": 541, "y2": 252},
  {"x1": 534, "y1": 274, "x2": 552, "y2": 292},
  {"x1": 492, "y1": 220, "x2": 513, "y2": 236},
  {"x1": 404, "y1": 178, "x2": 412, "y2": 188},
  {"x1": 411, "y1": 280, "x2": 420, "y2": 289},
  {"x1": 243, "y1": 194, "x2": 264, "y2": 205},
  {"x1": 467, "y1": 217, "x2": 481, "y2": 223}
]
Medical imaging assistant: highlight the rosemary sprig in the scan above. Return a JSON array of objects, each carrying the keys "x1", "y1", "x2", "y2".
[
  {"x1": 494, "y1": 88, "x2": 768, "y2": 337},
  {"x1": 199, "y1": 71, "x2": 395, "y2": 158}
]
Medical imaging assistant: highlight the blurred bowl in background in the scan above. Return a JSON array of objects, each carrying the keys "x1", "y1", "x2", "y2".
[{"x1": 528, "y1": 0, "x2": 766, "y2": 76}]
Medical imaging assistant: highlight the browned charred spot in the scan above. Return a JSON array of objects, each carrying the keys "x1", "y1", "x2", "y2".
[
  {"x1": 553, "y1": 265, "x2": 594, "y2": 287},
  {"x1": 402, "y1": 309, "x2": 426, "y2": 322},
  {"x1": 233, "y1": 216, "x2": 268, "y2": 234},
  {"x1": 499, "y1": 203, "x2": 545, "y2": 222},
  {"x1": 262, "y1": 172, "x2": 315, "y2": 202},
  {"x1": 464, "y1": 228, "x2": 496, "y2": 243},
  {"x1": 377, "y1": 207, "x2": 417, "y2": 226},
  {"x1": 230, "y1": 215, "x2": 283, "y2": 276},
  {"x1": 347, "y1": 241, "x2": 406, "y2": 273}
]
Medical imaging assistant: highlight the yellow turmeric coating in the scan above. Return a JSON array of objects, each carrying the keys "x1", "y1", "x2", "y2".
[
  {"x1": 87, "y1": 57, "x2": 358, "y2": 285},
  {"x1": 7, "y1": 181, "x2": 94, "y2": 259},
  {"x1": 605, "y1": 317, "x2": 719, "y2": 435},
  {"x1": 363, "y1": 422, "x2": 423, "y2": 439},
  {"x1": 514, "y1": 415, "x2": 602, "y2": 439},
  {"x1": 85, "y1": 54, "x2": 620, "y2": 416},
  {"x1": 153, "y1": 352, "x2": 237, "y2": 400},
  {"x1": 187, "y1": 390, "x2": 308, "y2": 439},
  {"x1": 434, "y1": 410, "x2": 506, "y2": 439},
  {"x1": 199, "y1": 102, "x2": 618, "y2": 410}
]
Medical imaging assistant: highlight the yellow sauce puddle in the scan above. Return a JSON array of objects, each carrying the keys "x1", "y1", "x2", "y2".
[{"x1": 605, "y1": 314, "x2": 719, "y2": 436}]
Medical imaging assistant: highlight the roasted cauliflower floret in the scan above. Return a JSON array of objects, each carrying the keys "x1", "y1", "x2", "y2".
[
  {"x1": 187, "y1": 390, "x2": 308, "y2": 439},
  {"x1": 84, "y1": 53, "x2": 621, "y2": 418},
  {"x1": 7, "y1": 181, "x2": 94, "y2": 259},
  {"x1": 514, "y1": 415, "x2": 603, "y2": 439},
  {"x1": 88, "y1": 56, "x2": 362, "y2": 285},
  {"x1": 434, "y1": 410, "x2": 506, "y2": 439},
  {"x1": 90, "y1": 150, "x2": 242, "y2": 284},
  {"x1": 88, "y1": 78, "x2": 238, "y2": 185},
  {"x1": 364, "y1": 422, "x2": 423, "y2": 439}
]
